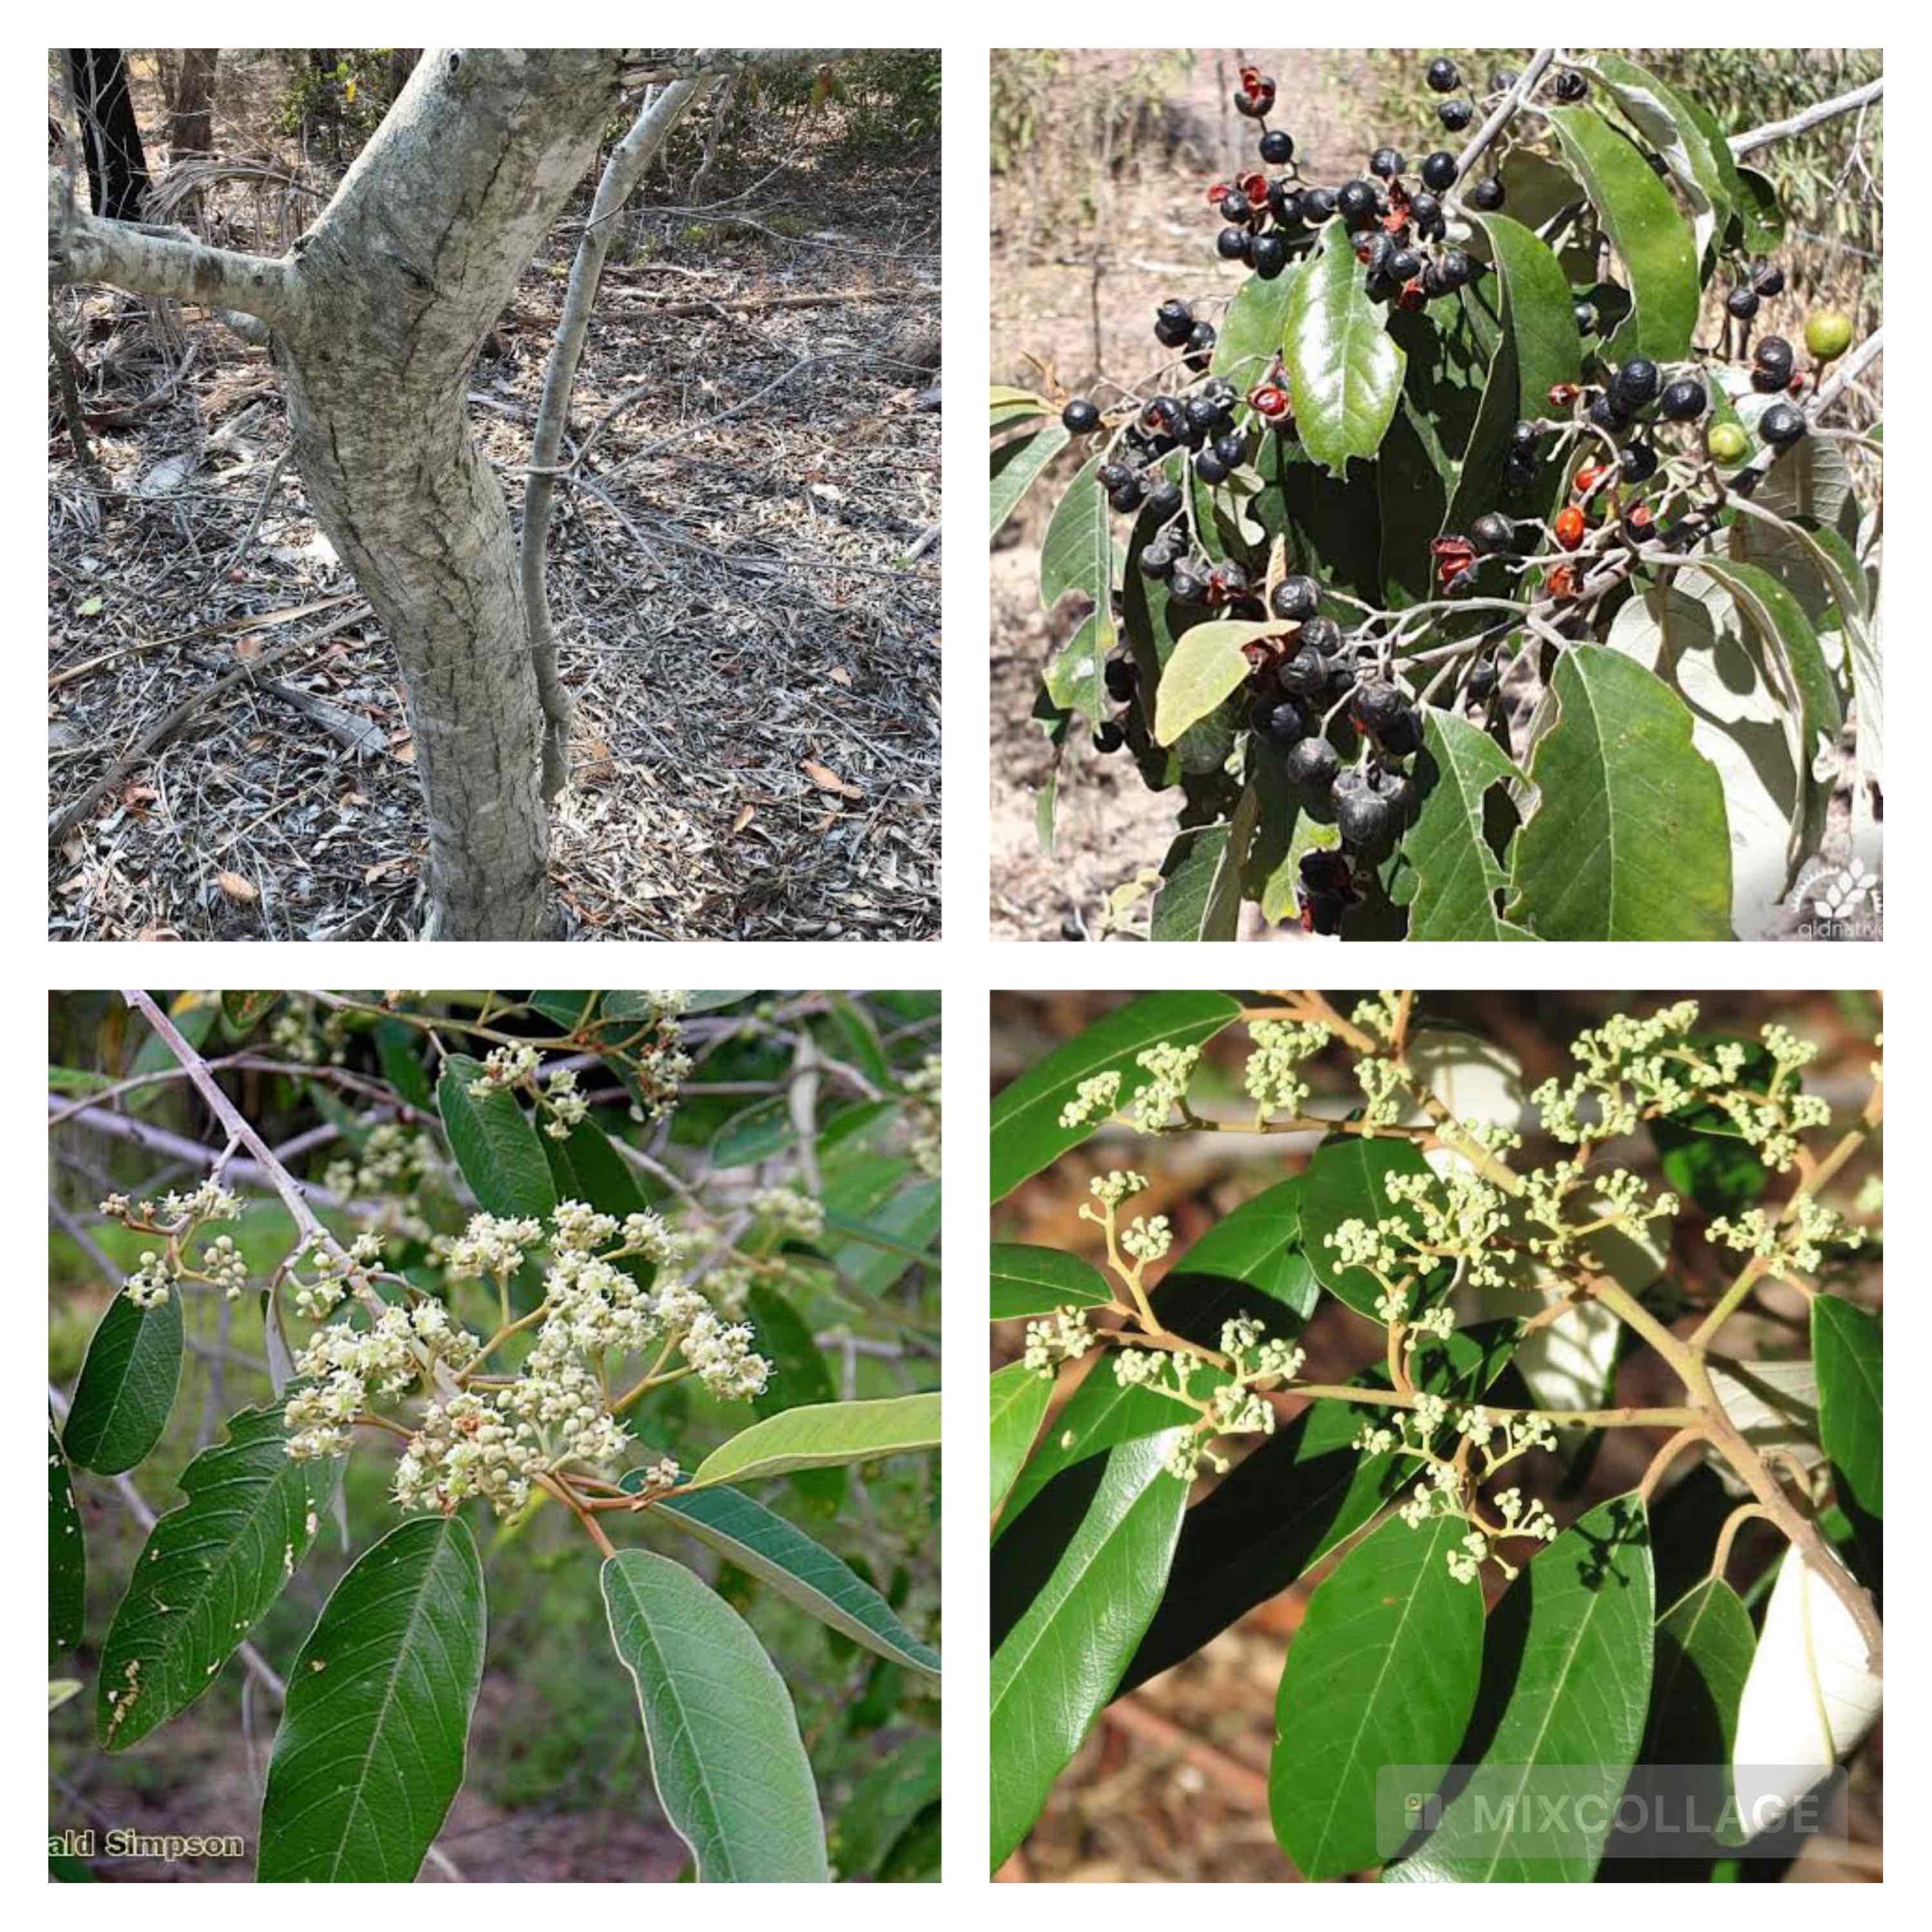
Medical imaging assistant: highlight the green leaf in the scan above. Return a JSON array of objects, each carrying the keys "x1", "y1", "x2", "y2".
[
  {"x1": 1387, "y1": 1495, "x2": 1654, "y2": 1882},
  {"x1": 1118, "y1": 1323, "x2": 1517, "y2": 1698},
  {"x1": 642, "y1": 1482, "x2": 941, "y2": 1683},
  {"x1": 1301, "y1": 1133, "x2": 1434, "y2": 1318},
  {"x1": 601, "y1": 1549, "x2": 829, "y2": 1881},
  {"x1": 1151, "y1": 618, "x2": 1276, "y2": 745},
  {"x1": 99, "y1": 1403, "x2": 337, "y2": 1751},
  {"x1": 1645, "y1": 1576, "x2": 1756, "y2": 1768},
  {"x1": 990, "y1": 384, "x2": 1052, "y2": 431},
  {"x1": 1394, "y1": 709, "x2": 1537, "y2": 940},
  {"x1": 1582, "y1": 55, "x2": 1735, "y2": 255},
  {"x1": 990, "y1": 1363, "x2": 1053, "y2": 1522},
  {"x1": 1647, "y1": 1032, "x2": 1776, "y2": 1215},
  {"x1": 688, "y1": 1392, "x2": 940, "y2": 1490},
  {"x1": 372, "y1": 1018, "x2": 433, "y2": 1110},
  {"x1": 990, "y1": 1244, "x2": 1114, "y2": 1321},
  {"x1": 1038, "y1": 451, "x2": 1105, "y2": 607},
  {"x1": 1170, "y1": 1175, "x2": 1318, "y2": 1318},
  {"x1": 1732, "y1": 166, "x2": 1785, "y2": 252},
  {"x1": 1212, "y1": 260, "x2": 1300, "y2": 384},
  {"x1": 220, "y1": 989, "x2": 281, "y2": 1034},
  {"x1": 989, "y1": 1432, "x2": 1188, "y2": 1870},
  {"x1": 746, "y1": 1284, "x2": 844, "y2": 1513},
  {"x1": 1443, "y1": 214, "x2": 1582, "y2": 538},
  {"x1": 1506, "y1": 645, "x2": 1733, "y2": 940},
  {"x1": 1813, "y1": 1294, "x2": 1882, "y2": 1517},
  {"x1": 50, "y1": 1432, "x2": 85, "y2": 1663},
  {"x1": 1282, "y1": 234, "x2": 1406, "y2": 476},
  {"x1": 541, "y1": 1116, "x2": 657, "y2": 1291},
  {"x1": 62, "y1": 1288, "x2": 183, "y2": 1475},
  {"x1": 436, "y1": 1054, "x2": 557, "y2": 1220},
  {"x1": 992, "y1": 423, "x2": 1072, "y2": 540},
  {"x1": 829, "y1": 1178, "x2": 940, "y2": 1299},
  {"x1": 126, "y1": 993, "x2": 217, "y2": 1113},
  {"x1": 834, "y1": 1733, "x2": 941, "y2": 1878},
  {"x1": 1271, "y1": 1513, "x2": 1485, "y2": 1880},
  {"x1": 1150, "y1": 818, "x2": 1239, "y2": 940},
  {"x1": 258, "y1": 1515, "x2": 487, "y2": 1882},
  {"x1": 1545, "y1": 103, "x2": 1700, "y2": 364},
  {"x1": 989, "y1": 991, "x2": 1242, "y2": 1202}
]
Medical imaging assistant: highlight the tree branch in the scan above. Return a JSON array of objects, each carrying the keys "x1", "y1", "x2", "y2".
[
  {"x1": 1730, "y1": 77, "x2": 1883, "y2": 157},
  {"x1": 49, "y1": 175, "x2": 302, "y2": 332}
]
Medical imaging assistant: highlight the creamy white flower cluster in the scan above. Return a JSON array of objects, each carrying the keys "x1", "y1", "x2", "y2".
[
  {"x1": 1058, "y1": 1070, "x2": 1122, "y2": 1130},
  {"x1": 323, "y1": 1121, "x2": 437, "y2": 1204},
  {"x1": 270, "y1": 998, "x2": 351, "y2": 1066},
  {"x1": 1243, "y1": 1019, "x2": 1332, "y2": 1123},
  {"x1": 468, "y1": 1043, "x2": 542, "y2": 1096},
  {"x1": 904, "y1": 1054, "x2": 942, "y2": 1179},
  {"x1": 1707, "y1": 1197, "x2": 1865, "y2": 1281},
  {"x1": 1023, "y1": 1307, "x2": 1096, "y2": 1374},
  {"x1": 101, "y1": 1180, "x2": 246, "y2": 1307},
  {"x1": 748, "y1": 1186, "x2": 825, "y2": 1240},
  {"x1": 1359, "y1": 1394, "x2": 1560, "y2": 1584},
  {"x1": 1121, "y1": 1315, "x2": 1308, "y2": 1484},
  {"x1": 1055, "y1": 1041, "x2": 1204, "y2": 1134},
  {"x1": 286, "y1": 1296, "x2": 477, "y2": 1461},
  {"x1": 289, "y1": 1231, "x2": 386, "y2": 1320},
  {"x1": 541, "y1": 1066, "x2": 591, "y2": 1139}
]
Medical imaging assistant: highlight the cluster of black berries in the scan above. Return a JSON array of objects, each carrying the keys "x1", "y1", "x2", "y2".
[{"x1": 1725, "y1": 256, "x2": 1786, "y2": 323}]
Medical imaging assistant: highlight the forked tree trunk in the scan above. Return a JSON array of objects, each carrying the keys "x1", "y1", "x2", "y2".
[
  {"x1": 50, "y1": 47, "x2": 837, "y2": 938},
  {"x1": 68, "y1": 50, "x2": 149, "y2": 221}
]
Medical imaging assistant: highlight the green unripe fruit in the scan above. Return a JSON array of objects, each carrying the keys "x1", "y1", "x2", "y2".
[
  {"x1": 1706, "y1": 422, "x2": 1750, "y2": 464},
  {"x1": 1804, "y1": 309, "x2": 1854, "y2": 363}
]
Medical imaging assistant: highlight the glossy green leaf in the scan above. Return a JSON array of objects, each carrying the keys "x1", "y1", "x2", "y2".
[
  {"x1": 1732, "y1": 166, "x2": 1785, "y2": 252},
  {"x1": 1546, "y1": 103, "x2": 1700, "y2": 364},
  {"x1": 1151, "y1": 618, "x2": 1277, "y2": 744},
  {"x1": 1443, "y1": 213, "x2": 1582, "y2": 537},
  {"x1": 1814, "y1": 1294, "x2": 1881, "y2": 1517},
  {"x1": 436, "y1": 1053, "x2": 556, "y2": 1221},
  {"x1": 991, "y1": 384, "x2": 1052, "y2": 431},
  {"x1": 1646, "y1": 1577, "x2": 1756, "y2": 1766},
  {"x1": 1649, "y1": 1033, "x2": 1777, "y2": 1215},
  {"x1": 99, "y1": 1403, "x2": 337, "y2": 1751},
  {"x1": 689, "y1": 1392, "x2": 940, "y2": 1490},
  {"x1": 601, "y1": 1549, "x2": 828, "y2": 1880},
  {"x1": 830, "y1": 1179, "x2": 940, "y2": 1299},
  {"x1": 746, "y1": 1284, "x2": 844, "y2": 1512},
  {"x1": 372, "y1": 1018, "x2": 433, "y2": 1110},
  {"x1": 1212, "y1": 261, "x2": 1300, "y2": 386},
  {"x1": 220, "y1": 989, "x2": 281, "y2": 1033},
  {"x1": 642, "y1": 1482, "x2": 940, "y2": 1683},
  {"x1": 989, "y1": 1432, "x2": 1188, "y2": 1870},
  {"x1": 259, "y1": 1515, "x2": 486, "y2": 1882},
  {"x1": 1302, "y1": 1133, "x2": 1435, "y2": 1318},
  {"x1": 1271, "y1": 1513, "x2": 1484, "y2": 1879},
  {"x1": 1387, "y1": 1495, "x2": 1654, "y2": 1882},
  {"x1": 542, "y1": 1115, "x2": 657, "y2": 1290},
  {"x1": 62, "y1": 1288, "x2": 183, "y2": 1475},
  {"x1": 993, "y1": 422, "x2": 1071, "y2": 540},
  {"x1": 1117, "y1": 1323, "x2": 1517, "y2": 1698},
  {"x1": 990, "y1": 1244, "x2": 1114, "y2": 1321},
  {"x1": 989, "y1": 991, "x2": 1243, "y2": 1202},
  {"x1": 50, "y1": 1432, "x2": 85, "y2": 1662},
  {"x1": 1283, "y1": 234, "x2": 1406, "y2": 477},
  {"x1": 1150, "y1": 816, "x2": 1245, "y2": 940},
  {"x1": 990, "y1": 1363, "x2": 1053, "y2": 1522},
  {"x1": 1506, "y1": 645, "x2": 1733, "y2": 940},
  {"x1": 1393, "y1": 709, "x2": 1537, "y2": 940},
  {"x1": 834, "y1": 1733, "x2": 941, "y2": 1879},
  {"x1": 1582, "y1": 55, "x2": 1734, "y2": 254},
  {"x1": 1170, "y1": 1175, "x2": 1318, "y2": 1319}
]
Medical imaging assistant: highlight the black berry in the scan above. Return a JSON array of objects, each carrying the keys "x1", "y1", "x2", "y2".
[
  {"x1": 1469, "y1": 176, "x2": 1505, "y2": 211},
  {"x1": 1753, "y1": 335, "x2": 1795, "y2": 389},
  {"x1": 1438, "y1": 99, "x2": 1474, "y2": 131},
  {"x1": 1370, "y1": 145, "x2": 1406, "y2": 178},
  {"x1": 1255, "y1": 697, "x2": 1308, "y2": 746},
  {"x1": 1279, "y1": 645, "x2": 1329, "y2": 698},
  {"x1": 1285, "y1": 736, "x2": 1340, "y2": 790},
  {"x1": 1061, "y1": 398, "x2": 1101, "y2": 434},
  {"x1": 1553, "y1": 70, "x2": 1589, "y2": 103},
  {"x1": 1168, "y1": 562, "x2": 1208, "y2": 603},
  {"x1": 1217, "y1": 225, "x2": 1252, "y2": 263},
  {"x1": 1588, "y1": 394, "x2": 1631, "y2": 435},
  {"x1": 1420, "y1": 151, "x2": 1459, "y2": 192},
  {"x1": 1490, "y1": 68, "x2": 1520, "y2": 92},
  {"x1": 1409, "y1": 191, "x2": 1445, "y2": 238},
  {"x1": 1271, "y1": 575, "x2": 1321, "y2": 621},
  {"x1": 1659, "y1": 379, "x2": 1707, "y2": 422},
  {"x1": 1759, "y1": 402, "x2": 1806, "y2": 450},
  {"x1": 1208, "y1": 560, "x2": 1249, "y2": 601},
  {"x1": 1300, "y1": 615, "x2": 1345, "y2": 657},
  {"x1": 1093, "y1": 719, "x2": 1125, "y2": 753},
  {"x1": 1108, "y1": 477, "x2": 1146, "y2": 514},
  {"x1": 1302, "y1": 186, "x2": 1338, "y2": 222},
  {"x1": 1612, "y1": 357, "x2": 1662, "y2": 410},
  {"x1": 1752, "y1": 261, "x2": 1786, "y2": 298},
  {"x1": 1510, "y1": 419, "x2": 1542, "y2": 450},
  {"x1": 1376, "y1": 706, "x2": 1425, "y2": 756},
  {"x1": 1260, "y1": 128, "x2": 1294, "y2": 166},
  {"x1": 1336, "y1": 179, "x2": 1379, "y2": 229},
  {"x1": 1146, "y1": 480, "x2": 1184, "y2": 520},
  {"x1": 1336, "y1": 788, "x2": 1397, "y2": 851},
  {"x1": 1618, "y1": 442, "x2": 1658, "y2": 484},
  {"x1": 1252, "y1": 232, "x2": 1289, "y2": 279},
  {"x1": 1471, "y1": 511, "x2": 1514, "y2": 556},
  {"x1": 1426, "y1": 56, "x2": 1461, "y2": 93},
  {"x1": 1350, "y1": 680, "x2": 1407, "y2": 735},
  {"x1": 1186, "y1": 321, "x2": 1218, "y2": 362},
  {"x1": 1468, "y1": 658, "x2": 1498, "y2": 701},
  {"x1": 1194, "y1": 450, "x2": 1231, "y2": 485},
  {"x1": 1726, "y1": 286, "x2": 1761, "y2": 321}
]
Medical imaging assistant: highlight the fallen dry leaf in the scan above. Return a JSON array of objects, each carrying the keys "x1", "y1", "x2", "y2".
[
  {"x1": 365, "y1": 853, "x2": 415, "y2": 885},
  {"x1": 216, "y1": 869, "x2": 258, "y2": 903},
  {"x1": 802, "y1": 760, "x2": 862, "y2": 800},
  {"x1": 731, "y1": 802, "x2": 757, "y2": 835},
  {"x1": 827, "y1": 666, "x2": 852, "y2": 687}
]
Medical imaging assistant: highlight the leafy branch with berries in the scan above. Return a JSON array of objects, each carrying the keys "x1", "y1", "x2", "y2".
[
  {"x1": 990, "y1": 989, "x2": 1880, "y2": 1879},
  {"x1": 51, "y1": 990, "x2": 940, "y2": 1883},
  {"x1": 992, "y1": 51, "x2": 1882, "y2": 940}
]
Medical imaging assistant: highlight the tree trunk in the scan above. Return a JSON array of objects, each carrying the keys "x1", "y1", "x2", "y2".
[
  {"x1": 68, "y1": 50, "x2": 149, "y2": 222},
  {"x1": 164, "y1": 49, "x2": 217, "y2": 158},
  {"x1": 50, "y1": 48, "x2": 837, "y2": 938}
]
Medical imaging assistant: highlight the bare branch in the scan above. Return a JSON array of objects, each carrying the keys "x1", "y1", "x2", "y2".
[
  {"x1": 1730, "y1": 77, "x2": 1883, "y2": 158},
  {"x1": 1452, "y1": 48, "x2": 1558, "y2": 184}
]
